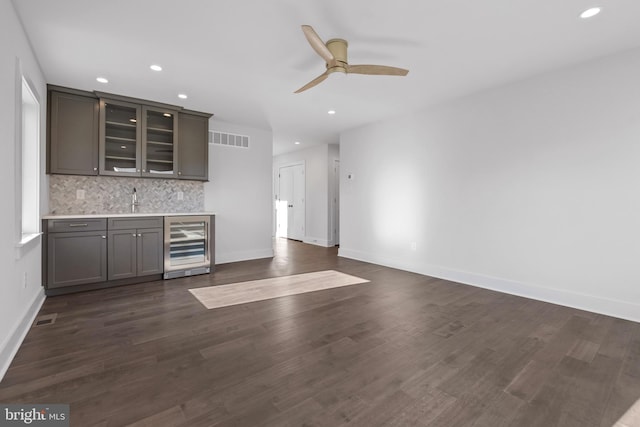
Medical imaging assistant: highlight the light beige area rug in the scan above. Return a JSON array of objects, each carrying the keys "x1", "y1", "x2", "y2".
[
  {"x1": 614, "y1": 398, "x2": 640, "y2": 427},
  {"x1": 189, "y1": 270, "x2": 370, "y2": 309}
]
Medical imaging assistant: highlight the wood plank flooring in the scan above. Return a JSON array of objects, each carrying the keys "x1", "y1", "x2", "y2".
[{"x1": 1, "y1": 238, "x2": 640, "y2": 426}]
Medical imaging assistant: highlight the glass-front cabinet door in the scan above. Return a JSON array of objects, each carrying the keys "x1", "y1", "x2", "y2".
[
  {"x1": 142, "y1": 107, "x2": 178, "y2": 178},
  {"x1": 99, "y1": 100, "x2": 141, "y2": 176}
]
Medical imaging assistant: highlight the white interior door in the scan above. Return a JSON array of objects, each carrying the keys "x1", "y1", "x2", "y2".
[
  {"x1": 277, "y1": 165, "x2": 293, "y2": 238},
  {"x1": 277, "y1": 164, "x2": 305, "y2": 240}
]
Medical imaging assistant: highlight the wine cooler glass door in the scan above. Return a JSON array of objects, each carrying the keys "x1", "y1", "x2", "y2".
[{"x1": 164, "y1": 216, "x2": 210, "y2": 272}]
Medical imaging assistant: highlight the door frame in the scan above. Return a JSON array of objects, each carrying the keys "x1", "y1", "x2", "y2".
[
  {"x1": 330, "y1": 159, "x2": 340, "y2": 246},
  {"x1": 274, "y1": 160, "x2": 306, "y2": 240}
]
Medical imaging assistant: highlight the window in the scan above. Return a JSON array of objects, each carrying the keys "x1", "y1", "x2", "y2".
[{"x1": 19, "y1": 76, "x2": 40, "y2": 242}]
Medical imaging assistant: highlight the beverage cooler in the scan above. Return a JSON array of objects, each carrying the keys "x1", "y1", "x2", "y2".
[{"x1": 163, "y1": 215, "x2": 213, "y2": 279}]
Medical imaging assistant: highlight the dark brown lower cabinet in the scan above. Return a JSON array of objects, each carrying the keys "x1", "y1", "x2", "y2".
[
  {"x1": 47, "y1": 230, "x2": 107, "y2": 288},
  {"x1": 137, "y1": 228, "x2": 163, "y2": 275},
  {"x1": 43, "y1": 216, "x2": 164, "y2": 295},
  {"x1": 108, "y1": 228, "x2": 163, "y2": 280}
]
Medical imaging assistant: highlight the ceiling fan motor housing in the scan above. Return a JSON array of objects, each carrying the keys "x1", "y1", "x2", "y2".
[{"x1": 326, "y1": 38, "x2": 348, "y2": 74}]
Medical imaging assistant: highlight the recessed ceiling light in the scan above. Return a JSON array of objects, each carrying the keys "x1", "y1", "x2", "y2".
[
  {"x1": 96, "y1": 77, "x2": 108, "y2": 84},
  {"x1": 129, "y1": 118, "x2": 137, "y2": 123},
  {"x1": 178, "y1": 93, "x2": 188, "y2": 99},
  {"x1": 150, "y1": 64, "x2": 162, "y2": 71},
  {"x1": 580, "y1": 7, "x2": 601, "y2": 19},
  {"x1": 294, "y1": 141, "x2": 301, "y2": 145},
  {"x1": 328, "y1": 110, "x2": 336, "y2": 115},
  {"x1": 163, "y1": 113, "x2": 172, "y2": 117}
]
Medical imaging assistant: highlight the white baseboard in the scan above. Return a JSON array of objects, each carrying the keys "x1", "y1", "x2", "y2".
[
  {"x1": 303, "y1": 237, "x2": 333, "y2": 247},
  {"x1": 0, "y1": 289, "x2": 46, "y2": 381},
  {"x1": 338, "y1": 247, "x2": 640, "y2": 323},
  {"x1": 215, "y1": 248, "x2": 274, "y2": 264}
]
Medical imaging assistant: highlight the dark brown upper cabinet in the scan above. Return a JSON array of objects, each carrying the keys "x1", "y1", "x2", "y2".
[
  {"x1": 178, "y1": 111, "x2": 210, "y2": 181},
  {"x1": 142, "y1": 106, "x2": 179, "y2": 179},
  {"x1": 47, "y1": 85, "x2": 211, "y2": 181},
  {"x1": 48, "y1": 88, "x2": 100, "y2": 175},
  {"x1": 99, "y1": 99, "x2": 180, "y2": 178},
  {"x1": 99, "y1": 98, "x2": 142, "y2": 177}
]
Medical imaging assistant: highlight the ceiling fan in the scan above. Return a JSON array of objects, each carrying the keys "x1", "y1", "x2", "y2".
[{"x1": 294, "y1": 25, "x2": 409, "y2": 93}]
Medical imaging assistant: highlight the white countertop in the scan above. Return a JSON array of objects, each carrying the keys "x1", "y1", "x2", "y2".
[{"x1": 42, "y1": 212, "x2": 216, "y2": 219}]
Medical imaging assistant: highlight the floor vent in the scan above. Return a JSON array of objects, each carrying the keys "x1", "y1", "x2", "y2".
[
  {"x1": 209, "y1": 131, "x2": 249, "y2": 148},
  {"x1": 33, "y1": 313, "x2": 57, "y2": 327}
]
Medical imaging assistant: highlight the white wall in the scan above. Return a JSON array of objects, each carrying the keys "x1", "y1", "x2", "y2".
[
  {"x1": 204, "y1": 119, "x2": 274, "y2": 263},
  {"x1": 0, "y1": 0, "x2": 47, "y2": 379},
  {"x1": 340, "y1": 47, "x2": 640, "y2": 322},
  {"x1": 274, "y1": 144, "x2": 338, "y2": 247}
]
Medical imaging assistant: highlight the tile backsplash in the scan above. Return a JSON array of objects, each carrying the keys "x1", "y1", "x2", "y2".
[{"x1": 49, "y1": 175, "x2": 204, "y2": 215}]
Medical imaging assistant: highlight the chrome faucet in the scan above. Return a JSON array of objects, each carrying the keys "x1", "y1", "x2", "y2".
[{"x1": 131, "y1": 187, "x2": 139, "y2": 213}]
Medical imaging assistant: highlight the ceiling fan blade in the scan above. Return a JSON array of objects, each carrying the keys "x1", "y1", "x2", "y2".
[
  {"x1": 301, "y1": 25, "x2": 335, "y2": 64},
  {"x1": 347, "y1": 64, "x2": 409, "y2": 76},
  {"x1": 294, "y1": 72, "x2": 330, "y2": 93}
]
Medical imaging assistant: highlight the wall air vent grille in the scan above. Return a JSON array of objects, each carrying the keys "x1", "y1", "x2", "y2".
[{"x1": 209, "y1": 131, "x2": 250, "y2": 149}]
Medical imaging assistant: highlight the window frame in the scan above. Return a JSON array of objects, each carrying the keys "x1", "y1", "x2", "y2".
[{"x1": 14, "y1": 61, "x2": 42, "y2": 257}]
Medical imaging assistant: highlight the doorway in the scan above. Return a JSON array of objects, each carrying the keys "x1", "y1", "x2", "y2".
[{"x1": 276, "y1": 163, "x2": 305, "y2": 240}]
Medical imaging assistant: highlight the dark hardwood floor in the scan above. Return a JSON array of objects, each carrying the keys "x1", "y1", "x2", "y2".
[{"x1": 1, "y1": 239, "x2": 639, "y2": 426}]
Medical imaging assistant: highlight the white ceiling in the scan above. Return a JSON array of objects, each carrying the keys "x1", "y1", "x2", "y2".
[{"x1": 12, "y1": 0, "x2": 640, "y2": 156}]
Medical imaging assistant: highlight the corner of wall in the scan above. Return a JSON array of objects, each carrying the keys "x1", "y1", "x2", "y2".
[
  {"x1": 0, "y1": 288, "x2": 45, "y2": 381},
  {"x1": 338, "y1": 247, "x2": 640, "y2": 324},
  {"x1": 215, "y1": 248, "x2": 274, "y2": 264},
  {"x1": 303, "y1": 236, "x2": 333, "y2": 247}
]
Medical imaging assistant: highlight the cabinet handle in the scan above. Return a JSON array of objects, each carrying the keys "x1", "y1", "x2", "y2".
[
  {"x1": 132, "y1": 233, "x2": 137, "y2": 237},
  {"x1": 93, "y1": 167, "x2": 98, "y2": 171},
  {"x1": 101, "y1": 235, "x2": 106, "y2": 239},
  {"x1": 178, "y1": 171, "x2": 182, "y2": 175},
  {"x1": 143, "y1": 169, "x2": 146, "y2": 172},
  {"x1": 137, "y1": 233, "x2": 142, "y2": 237},
  {"x1": 68, "y1": 223, "x2": 88, "y2": 227}
]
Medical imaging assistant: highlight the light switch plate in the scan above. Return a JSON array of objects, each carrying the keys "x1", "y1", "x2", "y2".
[
  {"x1": 177, "y1": 191, "x2": 184, "y2": 201},
  {"x1": 76, "y1": 189, "x2": 85, "y2": 200}
]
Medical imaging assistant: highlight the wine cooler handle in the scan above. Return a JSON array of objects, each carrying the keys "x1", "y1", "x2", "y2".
[{"x1": 205, "y1": 220, "x2": 210, "y2": 263}]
